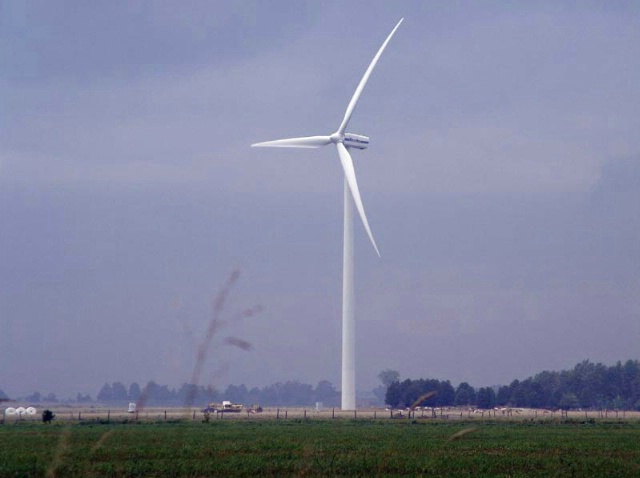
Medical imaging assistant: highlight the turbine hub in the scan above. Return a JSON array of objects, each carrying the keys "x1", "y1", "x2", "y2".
[{"x1": 330, "y1": 132, "x2": 344, "y2": 144}]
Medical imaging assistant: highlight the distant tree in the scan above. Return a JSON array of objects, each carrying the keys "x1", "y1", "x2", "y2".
[
  {"x1": 476, "y1": 387, "x2": 496, "y2": 409},
  {"x1": 282, "y1": 381, "x2": 314, "y2": 406},
  {"x1": 140, "y1": 381, "x2": 177, "y2": 404},
  {"x1": 510, "y1": 379, "x2": 529, "y2": 407},
  {"x1": 371, "y1": 385, "x2": 387, "y2": 405},
  {"x1": 111, "y1": 382, "x2": 128, "y2": 402},
  {"x1": 204, "y1": 385, "x2": 221, "y2": 404},
  {"x1": 71, "y1": 358, "x2": 640, "y2": 410},
  {"x1": 247, "y1": 387, "x2": 261, "y2": 405},
  {"x1": 622, "y1": 360, "x2": 640, "y2": 400},
  {"x1": 97, "y1": 383, "x2": 113, "y2": 402},
  {"x1": 439, "y1": 381, "x2": 456, "y2": 406},
  {"x1": 383, "y1": 378, "x2": 453, "y2": 409},
  {"x1": 177, "y1": 383, "x2": 199, "y2": 405},
  {"x1": 558, "y1": 392, "x2": 580, "y2": 410},
  {"x1": 398, "y1": 379, "x2": 425, "y2": 408},
  {"x1": 385, "y1": 381, "x2": 402, "y2": 408},
  {"x1": 0, "y1": 388, "x2": 8, "y2": 400},
  {"x1": 495, "y1": 385, "x2": 511, "y2": 406},
  {"x1": 454, "y1": 382, "x2": 476, "y2": 406},
  {"x1": 153, "y1": 383, "x2": 176, "y2": 404},
  {"x1": 571, "y1": 360, "x2": 607, "y2": 408},
  {"x1": 258, "y1": 381, "x2": 315, "y2": 406},
  {"x1": 43, "y1": 393, "x2": 58, "y2": 403},
  {"x1": 224, "y1": 384, "x2": 249, "y2": 404},
  {"x1": 25, "y1": 391, "x2": 41, "y2": 403},
  {"x1": 378, "y1": 369, "x2": 400, "y2": 388},
  {"x1": 260, "y1": 383, "x2": 281, "y2": 405},
  {"x1": 76, "y1": 393, "x2": 92, "y2": 403},
  {"x1": 128, "y1": 382, "x2": 141, "y2": 402},
  {"x1": 314, "y1": 380, "x2": 339, "y2": 406}
]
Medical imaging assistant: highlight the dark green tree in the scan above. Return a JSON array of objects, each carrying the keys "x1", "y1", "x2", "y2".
[
  {"x1": 476, "y1": 387, "x2": 496, "y2": 409},
  {"x1": 496, "y1": 385, "x2": 511, "y2": 406},
  {"x1": 438, "y1": 381, "x2": 456, "y2": 407},
  {"x1": 385, "y1": 381, "x2": 402, "y2": 408},
  {"x1": 558, "y1": 392, "x2": 580, "y2": 410},
  {"x1": 454, "y1": 382, "x2": 476, "y2": 406}
]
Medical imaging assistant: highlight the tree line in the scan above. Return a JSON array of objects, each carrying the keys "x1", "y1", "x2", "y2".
[
  {"x1": 385, "y1": 359, "x2": 640, "y2": 410},
  {"x1": 5, "y1": 359, "x2": 640, "y2": 410},
  {"x1": 94, "y1": 380, "x2": 341, "y2": 407},
  {"x1": 3, "y1": 381, "x2": 341, "y2": 407}
]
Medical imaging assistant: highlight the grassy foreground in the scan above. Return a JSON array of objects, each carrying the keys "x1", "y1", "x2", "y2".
[{"x1": 1, "y1": 418, "x2": 640, "y2": 477}]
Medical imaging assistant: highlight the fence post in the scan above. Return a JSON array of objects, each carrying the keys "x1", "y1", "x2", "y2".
[
  {"x1": 164, "y1": 410, "x2": 167, "y2": 420},
  {"x1": 332, "y1": 408, "x2": 335, "y2": 419},
  {"x1": 276, "y1": 408, "x2": 279, "y2": 419}
]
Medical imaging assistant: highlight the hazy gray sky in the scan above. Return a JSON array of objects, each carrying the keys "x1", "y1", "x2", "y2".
[{"x1": 2, "y1": 0, "x2": 639, "y2": 399}]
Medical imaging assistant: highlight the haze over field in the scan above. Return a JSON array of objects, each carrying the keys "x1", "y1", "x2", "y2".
[{"x1": 1, "y1": 1, "x2": 639, "y2": 399}]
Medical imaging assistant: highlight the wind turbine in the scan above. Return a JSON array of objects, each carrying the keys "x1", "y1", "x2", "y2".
[{"x1": 252, "y1": 18, "x2": 403, "y2": 410}]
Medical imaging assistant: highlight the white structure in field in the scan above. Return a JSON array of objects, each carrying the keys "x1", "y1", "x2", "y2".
[
  {"x1": 252, "y1": 19, "x2": 403, "y2": 410},
  {"x1": 4, "y1": 406, "x2": 36, "y2": 416}
]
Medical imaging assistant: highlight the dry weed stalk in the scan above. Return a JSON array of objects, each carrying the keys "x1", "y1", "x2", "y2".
[
  {"x1": 133, "y1": 271, "x2": 261, "y2": 411},
  {"x1": 410, "y1": 391, "x2": 437, "y2": 410},
  {"x1": 89, "y1": 430, "x2": 114, "y2": 454},
  {"x1": 447, "y1": 427, "x2": 479, "y2": 442},
  {"x1": 185, "y1": 270, "x2": 262, "y2": 409}
]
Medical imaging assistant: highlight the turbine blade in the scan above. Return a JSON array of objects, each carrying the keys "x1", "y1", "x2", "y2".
[
  {"x1": 336, "y1": 142, "x2": 380, "y2": 257},
  {"x1": 337, "y1": 18, "x2": 403, "y2": 135},
  {"x1": 251, "y1": 136, "x2": 332, "y2": 148}
]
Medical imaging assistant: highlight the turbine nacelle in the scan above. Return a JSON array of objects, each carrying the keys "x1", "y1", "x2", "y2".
[{"x1": 339, "y1": 133, "x2": 370, "y2": 150}]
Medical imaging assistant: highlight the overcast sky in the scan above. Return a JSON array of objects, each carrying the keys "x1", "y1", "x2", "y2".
[{"x1": 2, "y1": 0, "x2": 639, "y2": 400}]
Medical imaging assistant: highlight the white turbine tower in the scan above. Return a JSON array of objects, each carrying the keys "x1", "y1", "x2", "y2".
[{"x1": 252, "y1": 18, "x2": 403, "y2": 410}]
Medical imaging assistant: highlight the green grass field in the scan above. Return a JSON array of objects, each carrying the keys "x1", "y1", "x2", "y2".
[{"x1": 2, "y1": 418, "x2": 640, "y2": 477}]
